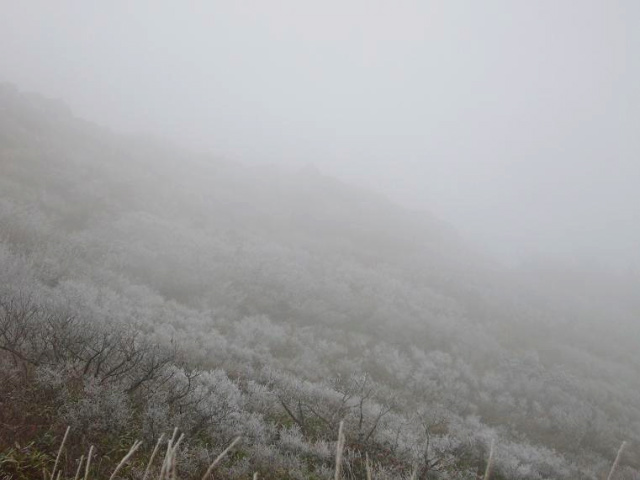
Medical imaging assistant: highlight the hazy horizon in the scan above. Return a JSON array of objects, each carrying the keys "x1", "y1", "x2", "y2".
[{"x1": 1, "y1": 0, "x2": 638, "y2": 268}]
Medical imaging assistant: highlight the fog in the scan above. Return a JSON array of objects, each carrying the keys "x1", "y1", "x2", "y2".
[
  {"x1": 3, "y1": 4, "x2": 640, "y2": 477},
  {"x1": 1, "y1": 0, "x2": 638, "y2": 267}
]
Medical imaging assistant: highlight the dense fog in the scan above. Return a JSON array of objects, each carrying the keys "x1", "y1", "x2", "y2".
[
  {"x1": 0, "y1": 2, "x2": 639, "y2": 480},
  {"x1": 1, "y1": 1, "x2": 638, "y2": 266}
]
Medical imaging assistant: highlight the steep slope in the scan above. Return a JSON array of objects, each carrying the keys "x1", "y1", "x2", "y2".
[{"x1": 1, "y1": 83, "x2": 638, "y2": 479}]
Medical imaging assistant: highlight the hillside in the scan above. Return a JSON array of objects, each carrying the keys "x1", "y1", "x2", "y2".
[{"x1": 1, "y1": 83, "x2": 639, "y2": 479}]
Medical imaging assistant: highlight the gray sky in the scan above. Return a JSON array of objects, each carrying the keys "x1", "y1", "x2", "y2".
[{"x1": 1, "y1": 0, "x2": 638, "y2": 267}]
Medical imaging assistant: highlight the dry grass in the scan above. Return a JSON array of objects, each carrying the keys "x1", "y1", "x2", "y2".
[
  {"x1": 334, "y1": 421, "x2": 345, "y2": 480},
  {"x1": 200, "y1": 436, "x2": 241, "y2": 480},
  {"x1": 607, "y1": 441, "x2": 627, "y2": 480},
  {"x1": 50, "y1": 426, "x2": 70, "y2": 480},
  {"x1": 37, "y1": 428, "x2": 240, "y2": 480},
  {"x1": 33, "y1": 426, "x2": 629, "y2": 480},
  {"x1": 483, "y1": 439, "x2": 495, "y2": 480},
  {"x1": 109, "y1": 440, "x2": 143, "y2": 480}
]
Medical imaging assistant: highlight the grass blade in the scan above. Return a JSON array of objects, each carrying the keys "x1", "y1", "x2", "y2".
[
  {"x1": 201, "y1": 437, "x2": 241, "y2": 480},
  {"x1": 51, "y1": 426, "x2": 71, "y2": 480},
  {"x1": 607, "y1": 441, "x2": 627, "y2": 480}
]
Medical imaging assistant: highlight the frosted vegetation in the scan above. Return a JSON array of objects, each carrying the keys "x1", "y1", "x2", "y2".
[{"x1": 1, "y1": 84, "x2": 639, "y2": 479}]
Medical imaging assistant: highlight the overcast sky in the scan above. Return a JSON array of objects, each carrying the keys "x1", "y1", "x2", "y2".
[{"x1": 1, "y1": 1, "x2": 638, "y2": 267}]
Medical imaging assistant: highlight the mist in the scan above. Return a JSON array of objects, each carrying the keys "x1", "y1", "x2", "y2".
[
  {"x1": 2, "y1": 0, "x2": 638, "y2": 267},
  {"x1": 3, "y1": 3, "x2": 640, "y2": 478}
]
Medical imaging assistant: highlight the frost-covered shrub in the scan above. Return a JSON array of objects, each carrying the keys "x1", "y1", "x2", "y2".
[
  {"x1": 278, "y1": 425, "x2": 331, "y2": 460},
  {"x1": 60, "y1": 375, "x2": 132, "y2": 435}
]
